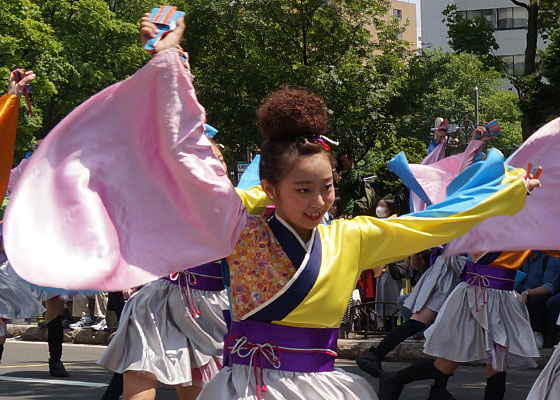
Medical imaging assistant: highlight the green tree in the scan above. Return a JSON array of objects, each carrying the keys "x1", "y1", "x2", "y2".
[
  {"x1": 182, "y1": 0, "x2": 411, "y2": 168},
  {"x1": 442, "y1": 2, "x2": 560, "y2": 140},
  {"x1": 392, "y1": 51, "x2": 522, "y2": 156},
  {"x1": 1, "y1": 0, "x2": 150, "y2": 162},
  {"x1": 442, "y1": 5, "x2": 502, "y2": 70}
]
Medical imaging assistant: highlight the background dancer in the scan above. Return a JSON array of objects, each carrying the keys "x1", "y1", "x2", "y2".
[
  {"x1": 358, "y1": 128, "x2": 495, "y2": 382},
  {"x1": 97, "y1": 137, "x2": 267, "y2": 400}
]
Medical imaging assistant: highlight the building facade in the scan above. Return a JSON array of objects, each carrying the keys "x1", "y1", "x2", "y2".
[{"x1": 421, "y1": 0, "x2": 548, "y2": 75}]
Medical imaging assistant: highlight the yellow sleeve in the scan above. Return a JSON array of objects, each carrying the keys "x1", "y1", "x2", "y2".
[
  {"x1": 235, "y1": 185, "x2": 271, "y2": 215},
  {"x1": 336, "y1": 177, "x2": 527, "y2": 269},
  {"x1": 0, "y1": 94, "x2": 19, "y2": 200}
]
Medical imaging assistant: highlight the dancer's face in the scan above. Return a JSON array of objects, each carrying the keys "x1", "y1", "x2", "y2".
[{"x1": 262, "y1": 153, "x2": 335, "y2": 242}]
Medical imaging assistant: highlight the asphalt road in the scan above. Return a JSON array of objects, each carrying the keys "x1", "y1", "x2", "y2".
[{"x1": 0, "y1": 339, "x2": 543, "y2": 399}]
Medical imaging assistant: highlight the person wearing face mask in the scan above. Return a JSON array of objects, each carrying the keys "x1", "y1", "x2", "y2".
[{"x1": 375, "y1": 198, "x2": 394, "y2": 219}]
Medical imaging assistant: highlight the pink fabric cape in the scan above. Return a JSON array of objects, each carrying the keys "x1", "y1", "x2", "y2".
[
  {"x1": 4, "y1": 49, "x2": 246, "y2": 291},
  {"x1": 411, "y1": 140, "x2": 484, "y2": 212},
  {"x1": 446, "y1": 118, "x2": 560, "y2": 255}
]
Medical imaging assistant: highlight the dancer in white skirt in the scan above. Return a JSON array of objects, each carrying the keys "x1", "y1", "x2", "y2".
[
  {"x1": 0, "y1": 249, "x2": 71, "y2": 376},
  {"x1": 358, "y1": 252, "x2": 466, "y2": 393},
  {"x1": 358, "y1": 128, "x2": 492, "y2": 387},
  {"x1": 379, "y1": 251, "x2": 541, "y2": 400},
  {"x1": 97, "y1": 262, "x2": 229, "y2": 400},
  {"x1": 527, "y1": 310, "x2": 560, "y2": 400}
]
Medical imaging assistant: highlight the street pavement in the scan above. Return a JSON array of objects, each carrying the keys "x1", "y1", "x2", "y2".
[{"x1": 0, "y1": 339, "x2": 542, "y2": 399}]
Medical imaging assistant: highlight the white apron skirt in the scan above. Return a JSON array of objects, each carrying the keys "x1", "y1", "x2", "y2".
[
  {"x1": 374, "y1": 271, "x2": 401, "y2": 317},
  {"x1": 404, "y1": 255, "x2": 466, "y2": 314},
  {"x1": 423, "y1": 282, "x2": 539, "y2": 371},
  {"x1": 0, "y1": 259, "x2": 50, "y2": 320},
  {"x1": 197, "y1": 365, "x2": 377, "y2": 399},
  {"x1": 97, "y1": 278, "x2": 228, "y2": 386}
]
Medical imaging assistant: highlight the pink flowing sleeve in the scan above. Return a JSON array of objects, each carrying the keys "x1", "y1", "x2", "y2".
[
  {"x1": 410, "y1": 139, "x2": 485, "y2": 211},
  {"x1": 446, "y1": 118, "x2": 560, "y2": 255},
  {"x1": 4, "y1": 49, "x2": 247, "y2": 291},
  {"x1": 6, "y1": 158, "x2": 28, "y2": 197}
]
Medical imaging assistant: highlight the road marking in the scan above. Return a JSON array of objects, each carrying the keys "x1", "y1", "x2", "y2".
[
  {"x1": 0, "y1": 362, "x2": 86, "y2": 369},
  {"x1": 0, "y1": 376, "x2": 107, "y2": 387},
  {"x1": 6, "y1": 339, "x2": 108, "y2": 348}
]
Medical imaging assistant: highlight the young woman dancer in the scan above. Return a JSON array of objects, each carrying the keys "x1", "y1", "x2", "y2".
[{"x1": 4, "y1": 15, "x2": 539, "y2": 400}]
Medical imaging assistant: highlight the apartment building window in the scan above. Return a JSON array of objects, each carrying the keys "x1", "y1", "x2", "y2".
[
  {"x1": 458, "y1": 7, "x2": 527, "y2": 30},
  {"x1": 502, "y1": 54, "x2": 525, "y2": 75},
  {"x1": 497, "y1": 7, "x2": 527, "y2": 29},
  {"x1": 393, "y1": 9, "x2": 402, "y2": 21},
  {"x1": 465, "y1": 9, "x2": 496, "y2": 29}
]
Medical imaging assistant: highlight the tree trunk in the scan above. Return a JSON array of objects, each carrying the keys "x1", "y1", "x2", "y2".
[{"x1": 524, "y1": 0, "x2": 539, "y2": 75}]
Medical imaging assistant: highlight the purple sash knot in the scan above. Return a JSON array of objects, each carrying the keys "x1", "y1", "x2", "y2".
[
  {"x1": 459, "y1": 261, "x2": 516, "y2": 312},
  {"x1": 225, "y1": 320, "x2": 338, "y2": 399},
  {"x1": 163, "y1": 262, "x2": 223, "y2": 318}
]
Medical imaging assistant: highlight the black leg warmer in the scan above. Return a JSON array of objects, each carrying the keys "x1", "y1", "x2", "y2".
[{"x1": 484, "y1": 372, "x2": 506, "y2": 400}]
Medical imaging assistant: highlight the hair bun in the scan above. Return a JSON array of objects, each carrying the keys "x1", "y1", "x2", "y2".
[{"x1": 257, "y1": 88, "x2": 328, "y2": 140}]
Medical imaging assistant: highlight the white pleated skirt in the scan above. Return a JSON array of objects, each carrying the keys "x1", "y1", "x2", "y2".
[
  {"x1": 0, "y1": 260, "x2": 50, "y2": 320},
  {"x1": 404, "y1": 255, "x2": 465, "y2": 314},
  {"x1": 197, "y1": 364, "x2": 377, "y2": 399},
  {"x1": 97, "y1": 278, "x2": 228, "y2": 386},
  {"x1": 423, "y1": 282, "x2": 539, "y2": 371},
  {"x1": 526, "y1": 344, "x2": 560, "y2": 400},
  {"x1": 374, "y1": 272, "x2": 401, "y2": 316}
]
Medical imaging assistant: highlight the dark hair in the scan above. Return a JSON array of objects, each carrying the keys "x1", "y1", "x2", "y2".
[
  {"x1": 258, "y1": 88, "x2": 329, "y2": 185},
  {"x1": 330, "y1": 196, "x2": 342, "y2": 218},
  {"x1": 394, "y1": 187, "x2": 410, "y2": 216},
  {"x1": 339, "y1": 150, "x2": 355, "y2": 160},
  {"x1": 380, "y1": 196, "x2": 398, "y2": 216}
]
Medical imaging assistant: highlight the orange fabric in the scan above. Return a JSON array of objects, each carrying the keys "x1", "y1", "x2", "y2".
[
  {"x1": 0, "y1": 94, "x2": 19, "y2": 200},
  {"x1": 489, "y1": 250, "x2": 532, "y2": 270}
]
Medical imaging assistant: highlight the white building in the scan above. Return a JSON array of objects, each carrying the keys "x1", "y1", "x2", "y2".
[{"x1": 421, "y1": 0, "x2": 548, "y2": 75}]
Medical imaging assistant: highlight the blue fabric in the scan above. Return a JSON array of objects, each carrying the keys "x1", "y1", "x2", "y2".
[
  {"x1": 204, "y1": 124, "x2": 219, "y2": 138},
  {"x1": 405, "y1": 149, "x2": 512, "y2": 219},
  {"x1": 237, "y1": 155, "x2": 261, "y2": 190},
  {"x1": 515, "y1": 252, "x2": 560, "y2": 295},
  {"x1": 515, "y1": 269, "x2": 527, "y2": 289},
  {"x1": 427, "y1": 140, "x2": 438, "y2": 155},
  {"x1": 387, "y1": 152, "x2": 432, "y2": 206}
]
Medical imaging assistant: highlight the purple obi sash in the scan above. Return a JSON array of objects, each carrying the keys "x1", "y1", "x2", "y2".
[
  {"x1": 164, "y1": 262, "x2": 224, "y2": 292},
  {"x1": 458, "y1": 261, "x2": 516, "y2": 291},
  {"x1": 226, "y1": 320, "x2": 338, "y2": 373}
]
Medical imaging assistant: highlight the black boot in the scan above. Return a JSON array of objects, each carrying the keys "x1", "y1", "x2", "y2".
[
  {"x1": 378, "y1": 360, "x2": 452, "y2": 400},
  {"x1": 357, "y1": 319, "x2": 426, "y2": 378},
  {"x1": 484, "y1": 371, "x2": 506, "y2": 400},
  {"x1": 0, "y1": 344, "x2": 4, "y2": 364},
  {"x1": 48, "y1": 315, "x2": 69, "y2": 377},
  {"x1": 427, "y1": 385, "x2": 456, "y2": 400},
  {"x1": 100, "y1": 372, "x2": 123, "y2": 400}
]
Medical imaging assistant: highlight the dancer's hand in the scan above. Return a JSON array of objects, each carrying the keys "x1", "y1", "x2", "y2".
[
  {"x1": 7, "y1": 70, "x2": 36, "y2": 98},
  {"x1": 435, "y1": 129, "x2": 446, "y2": 144},
  {"x1": 140, "y1": 13, "x2": 185, "y2": 52},
  {"x1": 471, "y1": 127, "x2": 491, "y2": 143}
]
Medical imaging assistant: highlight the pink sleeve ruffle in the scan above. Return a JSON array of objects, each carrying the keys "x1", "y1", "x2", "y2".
[{"x1": 4, "y1": 49, "x2": 246, "y2": 291}]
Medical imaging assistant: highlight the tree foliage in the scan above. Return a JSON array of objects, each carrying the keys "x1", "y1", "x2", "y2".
[
  {"x1": 442, "y1": 1, "x2": 560, "y2": 140},
  {"x1": 182, "y1": 0, "x2": 411, "y2": 167},
  {"x1": 442, "y1": 5, "x2": 502, "y2": 70},
  {"x1": 0, "y1": 0, "x2": 149, "y2": 161}
]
